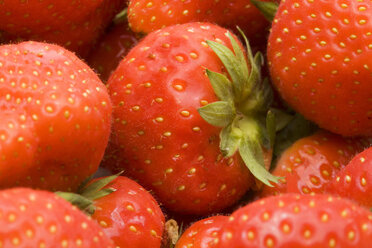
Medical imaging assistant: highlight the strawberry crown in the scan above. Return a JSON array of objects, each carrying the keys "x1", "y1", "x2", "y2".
[
  {"x1": 198, "y1": 29, "x2": 291, "y2": 186},
  {"x1": 56, "y1": 173, "x2": 120, "y2": 215}
]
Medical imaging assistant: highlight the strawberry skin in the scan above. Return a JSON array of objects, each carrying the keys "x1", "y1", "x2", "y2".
[
  {"x1": 106, "y1": 23, "x2": 255, "y2": 215},
  {"x1": 128, "y1": 0, "x2": 275, "y2": 45},
  {"x1": 0, "y1": 41, "x2": 112, "y2": 191},
  {"x1": 88, "y1": 19, "x2": 139, "y2": 82},
  {"x1": 261, "y1": 131, "x2": 370, "y2": 196},
  {"x1": 0, "y1": 188, "x2": 114, "y2": 248},
  {"x1": 176, "y1": 216, "x2": 228, "y2": 248},
  {"x1": 0, "y1": 0, "x2": 127, "y2": 57},
  {"x1": 218, "y1": 194, "x2": 372, "y2": 248},
  {"x1": 91, "y1": 176, "x2": 165, "y2": 248},
  {"x1": 268, "y1": 0, "x2": 372, "y2": 136},
  {"x1": 327, "y1": 147, "x2": 372, "y2": 208}
]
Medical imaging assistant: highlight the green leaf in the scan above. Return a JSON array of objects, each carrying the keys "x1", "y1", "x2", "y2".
[
  {"x1": 206, "y1": 69, "x2": 234, "y2": 102},
  {"x1": 255, "y1": 77, "x2": 273, "y2": 111},
  {"x1": 245, "y1": 52, "x2": 264, "y2": 98},
  {"x1": 250, "y1": 0, "x2": 279, "y2": 22},
  {"x1": 226, "y1": 32, "x2": 249, "y2": 82},
  {"x1": 239, "y1": 137, "x2": 280, "y2": 186},
  {"x1": 270, "y1": 108, "x2": 294, "y2": 131},
  {"x1": 89, "y1": 188, "x2": 116, "y2": 201},
  {"x1": 198, "y1": 101, "x2": 235, "y2": 127},
  {"x1": 266, "y1": 110, "x2": 276, "y2": 148},
  {"x1": 206, "y1": 40, "x2": 246, "y2": 99},
  {"x1": 55, "y1": 192, "x2": 95, "y2": 214},
  {"x1": 80, "y1": 172, "x2": 121, "y2": 199},
  {"x1": 274, "y1": 114, "x2": 318, "y2": 158},
  {"x1": 220, "y1": 123, "x2": 243, "y2": 157},
  {"x1": 235, "y1": 27, "x2": 261, "y2": 102},
  {"x1": 77, "y1": 175, "x2": 94, "y2": 193},
  {"x1": 237, "y1": 27, "x2": 253, "y2": 65}
]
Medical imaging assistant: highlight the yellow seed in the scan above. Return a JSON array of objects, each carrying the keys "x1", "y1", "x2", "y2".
[{"x1": 282, "y1": 224, "x2": 290, "y2": 233}]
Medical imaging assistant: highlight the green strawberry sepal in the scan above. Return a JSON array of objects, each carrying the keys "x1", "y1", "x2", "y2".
[
  {"x1": 55, "y1": 173, "x2": 121, "y2": 215},
  {"x1": 198, "y1": 31, "x2": 285, "y2": 186},
  {"x1": 250, "y1": 0, "x2": 279, "y2": 22}
]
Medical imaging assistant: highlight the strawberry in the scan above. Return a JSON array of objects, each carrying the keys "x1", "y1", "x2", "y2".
[
  {"x1": 91, "y1": 176, "x2": 165, "y2": 248},
  {"x1": 0, "y1": 187, "x2": 115, "y2": 248},
  {"x1": 106, "y1": 22, "x2": 280, "y2": 215},
  {"x1": 127, "y1": 0, "x2": 277, "y2": 45},
  {"x1": 261, "y1": 131, "x2": 370, "y2": 196},
  {"x1": 267, "y1": 0, "x2": 372, "y2": 136},
  {"x1": 175, "y1": 216, "x2": 228, "y2": 248},
  {"x1": 57, "y1": 175, "x2": 165, "y2": 248},
  {"x1": 88, "y1": 18, "x2": 139, "y2": 82},
  {"x1": 0, "y1": 0, "x2": 127, "y2": 57},
  {"x1": 217, "y1": 194, "x2": 372, "y2": 247},
  {"x1": 0, "y1": 41, "x2": 112, "y2": 191},
  {"x1": 56, "y1": 175, "x2": 165, "y2": 248},
  {"x1": 327, "y1": 147, "x2": 372, "y2": 208}
]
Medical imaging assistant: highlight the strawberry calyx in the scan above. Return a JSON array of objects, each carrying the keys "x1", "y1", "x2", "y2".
[
  {"x1": 55, "y1": 173, "x2": 120, "y2": 215},
  {"x1": 250, "y1": 0, "x2": 279, "y2": 22},
  {"x1": 165, "y1": 219, "x2": 180, "y2": 248},
  {"x1": 198, "y1": 31, "x2": 287, "y2": 186}
]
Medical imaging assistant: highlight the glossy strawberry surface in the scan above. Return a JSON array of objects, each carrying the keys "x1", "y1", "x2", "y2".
[
  {"x1": 176, "y1": 216, "x2": 228, "y2": 248},
  {"x1": 268, "y1": 0, "x2": 372, "y2": 136},
  {"x1": 327, "y1": 147, "x2": 372, "y2": 208},
  {"x1": 0, "y1": 0, "x2": 127, "y2": 57},
  {"x1": 0, "y1": 41, "x2": 112, "y2": 191},
  {"x1": 0, "y1": 188, "x2": 115, "y2": 248},
  {"x1": 106, "y1": 23, "x2": 255, "y2": 215},
  {"x1": 261, "y1": 131, "x2": 370, "y2": 196},
  {"x1": 128, "y1": 0, "x2": 276, "y2": 45},
  {"x1": 91, "y1": 176, "x2": 165, "y2": 248},
  {"x1": 218, "y1": 194, "x2": 372, "y2": 248}
]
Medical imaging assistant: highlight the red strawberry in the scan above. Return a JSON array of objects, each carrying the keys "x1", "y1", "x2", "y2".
[
  {"x1": 0, "y1": 41, "x2": 112, "y2": 191},
  {"x1": 88, "y1": 18, "x2": 139, "y2": 82},
  {"x1": 217, "y1": 194, "x2": 372, "y2": 247},
  {"x1": 327, "y1": 146, "x2": 372, "y2": 208},
  {"x1": 267, "y1": 0, "x2": 372, "y2": 136},
  {"x1": 0, "y1": 187, "x2": 114, "y2": 248},
  {"x1": 90, "y1": 176, "x2": 165, "y2": 248},
  {"x1": 175, "y1": 216, "x2": 228, "y2": 248},
  {"x1": 106, "y1": 22, "x2": 280, "y2": 215},
  {"x1": 127, "y1": 0, "x2": 277, "y2": 45},
  {"x1": 0, "y1": 0, "x2": 127, "y2": 57},
  {"x1": 261, "y1": 131, "x2": 370, "y2": 196}
]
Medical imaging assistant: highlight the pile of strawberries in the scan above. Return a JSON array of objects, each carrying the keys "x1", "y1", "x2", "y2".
[{"x1": 0, "y1": 0, "x2": 371, "y2": 247}]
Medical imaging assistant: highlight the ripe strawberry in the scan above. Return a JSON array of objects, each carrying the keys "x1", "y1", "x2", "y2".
[
  {"x1": 88, "y1": 18, "x2": 139, "y2": 82},
  {"x1": 127, "y1": 0, "x2": 277, "y2": 45},
  {"x1": 0, "y1": 41, "x2": 112, "y2": 191},
  {"x1": 327, "y1": 147, "x2": 372, "y2": 208},
  {"x1": 106, "y1": 22, "x2": 280, "y2": 215},
  {"x1": 267, "y1": 0, "x2": 372, "y2": 136},
  {"x1": 175, "y1": 216, "x2": 228, "y2": 248},
  {"x1": 0, "y1": 188, "x2": 115, "y2": 248},
  {"x1": 0, "y1": 0, "x2": 127, "y2": 57},
  {"x1": 261, "y1": 131, "x2": 370, "y2": 196},
  {"x1": 90, "y1": 176, "x2": 165, "y2": 248},
  {"x1": 217, "y1": 194, "x2": 372, "y2": 247}
]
